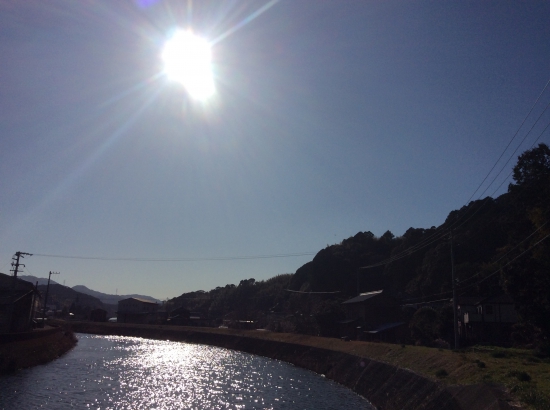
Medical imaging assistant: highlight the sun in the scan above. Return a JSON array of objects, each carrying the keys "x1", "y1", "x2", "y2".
[{"x1": 162, "y1": 30, "x2": 215, "y2": 101}]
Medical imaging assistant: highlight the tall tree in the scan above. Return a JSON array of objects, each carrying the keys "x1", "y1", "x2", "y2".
[{"x1": 503, "y1": 143, "x2": 550, "y2": 345}]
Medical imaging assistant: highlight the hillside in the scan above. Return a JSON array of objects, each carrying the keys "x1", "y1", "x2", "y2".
[
  {"x1": 72, "y1": 285, "x2": 160, "y2": 305},
  {"x1": 37, "y1": 284, "x2": 104, "y2": 314},
  {"x1": 19, "y1": 275, "x2": 59, "y2": 287},
  {"x1": 166, "y1": 144, "x2": 550, "y2": 350}
]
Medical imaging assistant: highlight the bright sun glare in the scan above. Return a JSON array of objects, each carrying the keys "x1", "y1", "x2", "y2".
[{"x1": 162, "y1": 30, "x2": 215, "y2": 101}]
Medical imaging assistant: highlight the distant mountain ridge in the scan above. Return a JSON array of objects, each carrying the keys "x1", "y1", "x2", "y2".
[
  {"x1": 19, "y1": 275, "x2": 59, "y2": 286},
  {"x1": 71, "y1": 285, "x2": 160, "y2": 304},
  {"x1": 18, "y1": 275, "x2": 160, "y2": 305}
]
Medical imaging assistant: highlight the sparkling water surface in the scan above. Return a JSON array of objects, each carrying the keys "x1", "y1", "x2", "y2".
[{"x1": 0, "y1": 334, "x2": 374, "y2": 409}]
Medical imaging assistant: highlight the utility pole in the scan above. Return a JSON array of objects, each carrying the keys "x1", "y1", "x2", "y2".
[
  {"x1": 450, "y1": 231, "x2": 459, "y2": 349},
  {"x1": 42, "y1": 271, "x2": 60, "y2": 323},
  {"x1": 7, "y1": 251, "x2": 32, "y2": 332}
]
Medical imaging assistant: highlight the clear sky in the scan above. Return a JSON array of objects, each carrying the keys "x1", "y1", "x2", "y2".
[{"x1": 1, "y1": 0, "x2": 550, "y2": 300}]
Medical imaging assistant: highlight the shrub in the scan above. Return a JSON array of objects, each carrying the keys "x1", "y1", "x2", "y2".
[
  {"x1": 475, "y1": 359, "x2": 486, "y2": 368},
  {"x1": 435, "y1": 369, "x2": 448, "y2": 378},
  {"x1": 491, "y1": 351, "x2": 507, "y2": 358},
  {"x1": 433, "y1": 338, "x2": 451, "y2": 349},
  {"x1": 507, "y1": 370, "x2": 531, "y2": 382},
  {"x1": 409, "y1": 307, "x2": 441, "y2": 346},
  {"x1": 510, "y1": 382, "x2": 548, "y2": 407}
]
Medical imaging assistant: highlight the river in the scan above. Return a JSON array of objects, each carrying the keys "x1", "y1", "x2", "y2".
[{"x1": 0, "y1": 334, "x2": 374, "y2": 409}]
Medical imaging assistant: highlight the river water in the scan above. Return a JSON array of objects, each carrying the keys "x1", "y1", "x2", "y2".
[{"x1": 0, "y1": 334, "x2": 374, "y2": 409}]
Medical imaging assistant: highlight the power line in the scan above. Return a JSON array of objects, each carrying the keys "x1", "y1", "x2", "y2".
[
  {"x1": 402, "y1": 228, "x2": 550, "y2": 303},
  {"x1": 401, "y1": 297, "x2": 452, "y2": 307},
  {"x1": 467, "y1": 77, "x2": 550, "y2": 204},
  {"x1": 457, "y1": 230, "x2": 550, "y2": 296},
  {"x1": 360, "y1": 77, "x2": 550, "y2": 270},
  {"x1": 406, "y1": 229, "x2": 550, "y2": 303},
  {"x1": 284, "y1": 289, "x2": 341, "y2": 294},
  {"x1": 475, "y1": 99, "x2": 550, "y2": 201},
  {"x1": 458, "y1": 220, "x2": 548, "y2": 286},
  {"x1": 30, "y1": 251, "x2": 316, "y2": 262}
]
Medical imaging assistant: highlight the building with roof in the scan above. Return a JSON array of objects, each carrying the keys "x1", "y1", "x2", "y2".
[
  {"x1": 167, "y1": 306, "x2": 190, "y2": 326},
  {"x1": 459, "y1": 294, "x2": 518, "y2": 346},
  {"x1": 117, "y1": 297, "x2": 159, "y2": 324},
  {"x1": 340, "y1": 290, "x2": 404, "y2": 342}
]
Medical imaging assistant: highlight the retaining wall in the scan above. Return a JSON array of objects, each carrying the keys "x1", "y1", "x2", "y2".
[
  {"x1": 0, "y1": 326, "x2": 77, "y2": 374},
  {"x1": 68, "y1": 322, "x2": 515, "y2": 410}
]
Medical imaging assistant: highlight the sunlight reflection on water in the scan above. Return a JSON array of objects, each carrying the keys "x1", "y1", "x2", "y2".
[{"x1": 0, "y1": 334, "x2": 373, "y2": 409}]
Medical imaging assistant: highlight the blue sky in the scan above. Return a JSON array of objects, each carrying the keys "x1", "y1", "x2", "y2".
[{"x1": 1, "y1": 0, "x2": 549, "y2": 299}]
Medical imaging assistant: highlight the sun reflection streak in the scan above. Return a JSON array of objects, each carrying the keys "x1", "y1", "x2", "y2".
[
  {"x1": 99, "y1": 72, "x2": 164, "y2": 108},
  {"x1": 15, "y1": 84, "x2": 162, "y2": 238},
  {"x1": 210, "y1": 0, "x2": 280, "y2": 45}
]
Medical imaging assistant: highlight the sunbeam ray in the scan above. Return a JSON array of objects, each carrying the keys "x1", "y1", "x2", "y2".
[
  {"x1": 210, "y1": 0, "x2": 279, "y2": 45},
  {"x1": 99, "y1": 73, "x2": 164, "y2": 108},
  {"x1": 18, "y1": 87, "x2": 163, "y2": 234}
]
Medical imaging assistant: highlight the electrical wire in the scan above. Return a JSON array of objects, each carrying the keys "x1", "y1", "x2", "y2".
[
  {"x1": 30, "y1": 252, "x2": 317, "y2": 262},
  {"x1": 360, "y1": 78, "x2": 550, "y2": 270},
  {"x1": 457, "y1": 220, "x2": 548, "y2": 285},
  {"x1": 466, "y1": 77, "x2": 550, "y2": 204},
  {"x1": 403, "y1": 228, "x2": 550, "y2": 303},
  {"x1": 457, "y1": 230, "x2": 550, "y2": 296},
  {"x1": 284, "y1": 289, "x2": 341, "y2": 294}
]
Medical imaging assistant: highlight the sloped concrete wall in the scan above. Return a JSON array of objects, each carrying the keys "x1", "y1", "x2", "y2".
[
  {"x1": 69, "y1": 323, "x2": 514, "y2": 410},
  {"x1": 0, "y1": 326, "x2": 76, "y2": 374}
]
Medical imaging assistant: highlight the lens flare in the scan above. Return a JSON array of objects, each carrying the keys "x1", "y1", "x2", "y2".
[{"x1": 162, "y1": 30, "x2": 215, "y2": 100}]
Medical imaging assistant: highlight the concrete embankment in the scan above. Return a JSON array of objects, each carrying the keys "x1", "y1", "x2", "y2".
[
  {"x1": 0, "y1": 326, "x2": 77, "y2": 374},
  {"x1": 67, "y1": 322, "x2": 516, "y2": 410}
]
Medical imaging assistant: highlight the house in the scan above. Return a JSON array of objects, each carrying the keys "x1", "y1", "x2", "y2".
[
  {"x1": 188, "y1": 312, "x2": 213, "y2": 327},
  {"x1": 117, "y1": 297, "x2": 159, "y2": 324},
  {"x1": 167, "y1": 306, "x2": 190, "y2": 326},
  {"x1": 0, "y1": 272, "x2": 38, "y2": 333},
  {"x1": 459, "y1": 294, "x2": 518, "y2": 346},
  {"x1": 340, "y1": 290, "x2": 404, "y2": 342}
]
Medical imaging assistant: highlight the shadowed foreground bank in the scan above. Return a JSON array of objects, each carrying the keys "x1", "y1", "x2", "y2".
[
  {"x1": 0, "y1": 326, "x2": 77, "y2": 374},
  {"x1": 66, "y1": 321, "x2": 520, "y2": 410}
]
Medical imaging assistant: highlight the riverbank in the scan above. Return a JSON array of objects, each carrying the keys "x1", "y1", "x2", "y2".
[
  {"x1": 0, "y1": 325, "x2": 77, "y2": 374},
  {"x1": 64, "y1": 321, "x2": 550, "y2": 409}
]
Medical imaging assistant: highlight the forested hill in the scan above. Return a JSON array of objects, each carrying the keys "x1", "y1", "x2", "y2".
[
  {"x1": 290, "y1": 194, "x2": 512, "y2": 300},
  {"x1": 168, "y1": 143, "x2": 550, "y2": 340}
]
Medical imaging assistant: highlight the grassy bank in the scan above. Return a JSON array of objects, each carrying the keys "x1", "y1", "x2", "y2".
[
  {"x1": 0, "y1": 326, "x2": 77, "y2": 374},
  {"x1": 67, "y1": 321, "x2": 549, "y2": 409},
  {"x1": 335, "y1": 341, "x2": 550, "y2": 409}
]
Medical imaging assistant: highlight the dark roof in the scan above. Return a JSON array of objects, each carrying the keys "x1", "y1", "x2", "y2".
[
  {"x1": 118, "y1": 297, "x2": 157, "y2": 304},
  {"x1": 170, "y1": 306, "x2": 190, "y2": 315},
  {"x1": 365, "y1": 322, "x2": 405, "y2": 334},
  {"x1": 458, "y1": 296, "x2": 484, "y2": 306},
  {"x1": 116, "y1": 311, "x2": 151, "y2": 315},
  {"x1": 342, "y1": 290, "x2": 383, "y2": 305},
  {"x1": 479, "y1": 294, "x2": 515, "y2": 305},
  {"x1": 338, "y1": 318, "x2": 359, "y2": 325}
]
